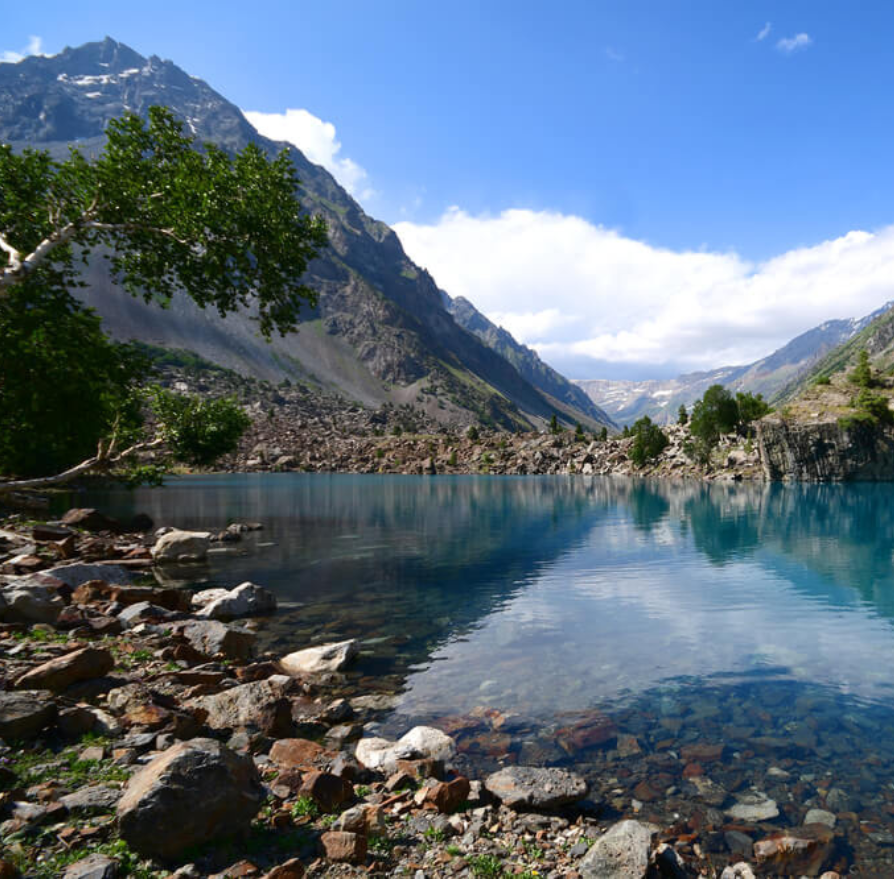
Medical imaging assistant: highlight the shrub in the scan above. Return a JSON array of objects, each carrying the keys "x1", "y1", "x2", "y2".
[
  {"x1": 629, "y1": 416, "x2": 669, "y2": 467},
  {"x1": 849, "y1": 349, "x2": 874, "y2": 388}
]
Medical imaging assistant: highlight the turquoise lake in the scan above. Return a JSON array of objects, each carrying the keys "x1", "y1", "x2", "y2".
[{"x1": 75, "y1": 474, "x2": 894, "y2": 870}]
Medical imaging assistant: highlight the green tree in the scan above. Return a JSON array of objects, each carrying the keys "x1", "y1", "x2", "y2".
[
  {"x1": 0, "y1": 106, "x2": 327, "y2": 489},
  {"x1": 599, "y1": 426, "x2": 608, "y2": 442},
  {"x1": 735, "y1": 390, "x2": 771, "y2": 433},
  {"x1": 629, "y1": 416, "x2": 669, "y2": 467},
  {"x1": 849, "y1": 349, "x2": 874, "y2": 388},
  {"x1": 549, "y1": 413, "x2": 560, "y2": 434},
  {"x1": 677, "y1": 404, "x2": 689, "y2": 425},
  {"x1": 574, "y1": 421, "x2": 585, "y2": 442},
  {"x1": 690, "y1": 384, "x2": 738, "y2": 447}
]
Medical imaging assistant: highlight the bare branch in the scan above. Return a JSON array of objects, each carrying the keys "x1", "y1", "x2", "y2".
[
  {"x1": 0, "y1": 234, "x2": 21, "y2": 272},
  {"x1": 0, "y1": 436, "x2": 165, "y2": 495}
]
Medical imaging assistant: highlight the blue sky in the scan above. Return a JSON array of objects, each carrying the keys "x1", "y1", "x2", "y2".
[{"x1": 5, "y1": 2, "x2": 894, "y2": 379}]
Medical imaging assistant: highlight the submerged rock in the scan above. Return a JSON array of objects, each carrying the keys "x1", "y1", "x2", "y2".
[
  {"x1": 484, "y1": 766, "x2": 588, "y2": 810},
  {"x1": 280, "y1": 639, "x2": 358, "y2": 675}
]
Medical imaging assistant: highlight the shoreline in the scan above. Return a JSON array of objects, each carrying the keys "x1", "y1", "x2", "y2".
[{"x1": 0, "y1": 510, "x2": 861, "y2": 878}]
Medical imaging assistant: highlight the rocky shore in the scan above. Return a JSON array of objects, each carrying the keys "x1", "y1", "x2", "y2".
[
  {"x1": 0, "y1": 509, "x2": 863, "y2": 878},
  {"x1": 222, "y1": 423, "x2": 762, "y2": 482}
]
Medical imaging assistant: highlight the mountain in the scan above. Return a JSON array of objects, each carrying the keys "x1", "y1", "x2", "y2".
[
  {"x1": 444, "y1": 295, "x2": 615, "y2": 428},
  {"x1": 575, "y1": 304, "x2": 890, "y2": 426},
  {"x1": 0, "y1": 37, "x2": 613, "y2": 432}
]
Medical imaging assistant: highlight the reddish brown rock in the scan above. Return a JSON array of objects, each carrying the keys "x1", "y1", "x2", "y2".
[
  {"x1": 269, "y1": 738, "x2": 329, "y2": 769},
  {"x1": 424, "y1": 776, "x2": 470, "y2": 813},
  {"x1": 321, "y1": 830, "x2": 367, "y2": 864},
  {"x1": 298, "y1": 771, "x2": 353, "y2": 812},
  {"x1": 753, "y1": 825, "x2": 834, "y2": 877},
  {"x1": 556, "y1": 711, "x2": 617, "y2": 754},
  {"x1": 15, "y1": 647, "x2": 113, "y2": 693},
  {"x1": 262, "y1": 859, "x2": 306, "y2": 879},
  {"x1": 632, "y1": 780, "x2": 658, "y2": 802},
  {"x1": 61, "y1": 508, "x2": 121, "y2": 533},
  {"x1": 680, "y1": 743, "x2": 725, "y2": 762}
]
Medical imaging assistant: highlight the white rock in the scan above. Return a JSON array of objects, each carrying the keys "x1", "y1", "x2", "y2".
[
  {"x1": 151, "y1": 530, "x2": 211, "y2": 563},
  {"x1": 725, "y1": 792, "x2": 779, "y2": 822},
  {"x1": 354, "y1": 737, "x2": 419, "y2": 775},
  {"x1": 0, "y1": 579, "x2": 64, "y2": 624},
  {"x1": 720, "y1": 864, "x2": 757, "y2": 879},
  {"x1": 194, "y1": 582, "x2": 276, "y2": 620},
  {"x1": 191, "y1": 588, "x2": 229, "y2": 609},
  {"x1": 280, "y1": 639, "x2": 358, "y2": 675},
  {"x1": 804, "y1": 808, "x2": 836, "y2": 828},
  {"x1": 399, "y1": 726, "x2": 456, "y2": 762}
]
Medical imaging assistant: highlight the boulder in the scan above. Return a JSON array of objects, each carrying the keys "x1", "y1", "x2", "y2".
[
  {"x1": 117, "y1": 737, "x2": 264, "y2": 860},
  {"x1": 400, "y1": 726, "x2": 456, "y2": 762},
  {"x1": 280, "y1": 639, "x2": 358, "y2": 675},
  {"x1": 484, "y1": 766, "x2": 588, "y2": 810},
  {"x1": 0, "y1": 690, "x2": 56, "y2": 740},
  {"x1": 579, "y1": 819, "x2": 654, "y2": 878},
  {"x1": 0, "y1": 578, "x2": 64, "y2": 624},
  {"x1": 15, "y1": 647, "x2": 114, "y2": 693},
  {"x1": 60, "y1": 508, "x2": 121, "y2": 533},
  {"x1": 262, "y1": 859, "x2": 306, "y2": 879},
  {"x1": 424, "y1": 776, "x2": 470, "y2": 813},
  {"x1": 189, "y1": 676, "x2": 294, "y2": 736},
  {"x1": 59, "y1": 785, "x2": 122, "y2": 815},
  {"x1": 177, "y1": 620, "x2": 256, "y2": 661},
  {"x1": 298, "y1": 771, "x2": 353, "y2": 812},
  {"x1": 193, "y1": 582, "x2": 277, "y2": 621},
  {"x1": 41, "y1": 563, "x2": 133, "y2": 587},
  {"x1": 151, "y1": 530, "x2": 211, "y2": 564},
  {"x1": 321, "y1": 830, "x2": 367, "y2": 864},
  {"x1": 269, "y1": 738, "x2": 328, "y2": 769},
  {"x1": 355, "y1": 736, "x2": 417, "y2": 774},
  {"x1": 62, "y1": 854, "x2": 119, "y2": 879},
  {"x1": 117, "y1": 601, "x2": 174, "y2": 628}
]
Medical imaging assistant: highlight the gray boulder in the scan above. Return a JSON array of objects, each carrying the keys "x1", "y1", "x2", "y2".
[
  {"x1": 189, "y1": 676, "x2": 294, "y2": 736},
  {"x1": 280, "y1": 639, "x2": 358, "y2": 675},
  {"x1": 60, "y1": 785, "x2": 122, "y2": 815},
  {"x1": 579, "y1": 819, "x2": 655, "y2": 878},
  {"x1": 177, "y1": 619, "x2": 256, "y2": 660},
  {"x1": 0, "y1": 690, "x2": 56, "y2": 740},
  {"x1": 62, "y1": 853, "x2": 119, "y2": 879},
  {"x1": 193, "y1": 581, "x2": 277, "y2": 620},
  {"x1": 151, "y1": 530, "x2": 211, "y2": 564},
  {"x1": 484, "y1": 766, "x2": 588, "y2": 810},
  {"x1": 0, "y1": 578, "x2": 64, "y2": 624},
  {"x1": 41, "y1": 563, "x2": 133, "y2": 587},
  {"x1": 117, "y1": 737, "x2": 264, "y2": 860}
]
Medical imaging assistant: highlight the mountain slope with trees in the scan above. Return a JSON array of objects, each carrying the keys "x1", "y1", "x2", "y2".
[{"x1": 0, "y1": 37, "x2": 612, "y2": 432}]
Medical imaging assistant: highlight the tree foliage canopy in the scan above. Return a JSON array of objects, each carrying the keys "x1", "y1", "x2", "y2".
[
  {"x1": 0, "y1": 106, "x2": 328, "y2": 486},
  {"x1": 0, "y1": 106, "x2": 328, "y2": 337},
  {"x1": 629, "y1": 415, "x2": 669, "y2": 467},
  {"x1": 689, "y1": 384, "x2": 739, "y2": 445}
]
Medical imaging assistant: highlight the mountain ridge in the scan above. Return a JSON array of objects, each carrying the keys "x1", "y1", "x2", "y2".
[{"x1": 0, "y1": 37, "x2": 613, "y2": 432}]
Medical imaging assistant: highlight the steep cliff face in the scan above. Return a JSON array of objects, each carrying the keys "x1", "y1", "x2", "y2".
[{"x1": 757, "y1": 418, "x2": 894, "y2": 481}]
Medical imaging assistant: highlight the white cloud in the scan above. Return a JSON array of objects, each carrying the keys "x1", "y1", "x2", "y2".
[
  {"x1": 756, "y1": 22, "x2": 772, "y2": 41},
  {"x1": 776, "y1": 33, "x2": 812, "y2": 53},
  {"x1": 394, "y1": 207, "x2": 894, "y2": 378},
  {"x1": 1, "y1": 35, "x2": 45, "y2": 64},
  {"x1": 243, "y1": 107, "x2": 373, "y2": 201}
]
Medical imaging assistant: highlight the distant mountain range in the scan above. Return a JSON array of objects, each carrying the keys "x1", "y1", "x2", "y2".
[
  {"x1": 575, "y1": 303, "x2": 891, "y2": 425},
  {"x1": 0, "y1": 37, "x2": 614, "y2": 432}
]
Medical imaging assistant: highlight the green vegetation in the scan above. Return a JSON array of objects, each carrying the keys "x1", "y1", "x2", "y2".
[
  {"x1": 424, "y1": 826, "x2": 447, "y2": 843},
  {"x1": 735, "y1": 391, "x2": 772, "y2": 434},
  {"x1": 467, "y1": 425, "x2": 480, "y2": 441},
  {"x1": 678, "y1": 404, "x2": 689, "y2": 425},
  {"x1": 548, "y1": 413, "x2": 561, "y2": 434},
  {"x1": 574, "y1": 421, "x2": 585, "y2": 442},
  {"x1": 686, "y1": 385, "x2": 772, "y2": 460},
  {"x1": 467, "y1": 854, "x2": 505, "y2": 877},
  {"x1": 290, "y1": 795, "x2": 321, "y2": 819},
  {"x1": 629, "y1": 415, "x2": 669, "y2": 467},
  {"x1": 0, "y1": 106, "x2": 327, "y2": 487},
  {"x1": 849, "y1": 349, "x2": 876, "y2": 388},
  {"x1": 599, "y1": 426, "x2": 609, "y2": 442},
  {"x1": 839, "y1": 387, "x2": 894, "y2": 429},
  {"x1": 814, "y1": 374, "x2": 832, "y2": 386}
]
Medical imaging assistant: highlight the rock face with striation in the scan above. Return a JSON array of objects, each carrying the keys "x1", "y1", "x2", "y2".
[
  {"x1": 117, "y1": 737, "x2": 264, "y2": 859},
  {"x1": 757, "y1": 418, "x2": 894, "y2": 481}
]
